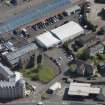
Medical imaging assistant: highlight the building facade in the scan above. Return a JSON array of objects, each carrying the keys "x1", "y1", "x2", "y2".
[
  {"x1": 2, "y1": 43, "x2": 38, "y2": 68},
  {"x1": 0, "y1": 63, "x2": 26, "y2": 99}
]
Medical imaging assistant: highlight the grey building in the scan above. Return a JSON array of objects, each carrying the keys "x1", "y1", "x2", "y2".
[
  {"x1": 3, "y1": 43, "x2": 38, "y2": 68},
  {"x1": 89, "y1": 43, "x2": 105, "y2": 56},
  {"x1": 0, "y1": 63, "x2": 26, "y2": 99},
  {"x1": 0, "y1": 63, "x2": 14, "y2": 80},
  {"x1": 95, "y1": 0, "x2": 105, "y2": 3},
  {"x1": 76, "y1": 60, "x2": 93, "y2": 77}
]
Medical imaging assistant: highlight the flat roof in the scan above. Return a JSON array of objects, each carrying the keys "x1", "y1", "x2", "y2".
[
  {"x1": 68, "y1": 82, "x2": 100, "y2": 96},
  {"x1": 0, "y1": 0, "x2": 71, "y2": 34},
  {"x1": 52, "y1": 21, "x2": 84, "y2": 42},
  {"x1": 36, "y1": 32, "x2": 60, "y2": 48}
]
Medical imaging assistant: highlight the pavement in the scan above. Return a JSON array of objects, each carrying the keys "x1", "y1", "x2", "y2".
[{"x1": 1, "y1": 100, "x2": 103, "y2": 105}]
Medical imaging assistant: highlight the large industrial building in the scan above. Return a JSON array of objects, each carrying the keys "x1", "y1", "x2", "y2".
[
  {"x1": 36, "y1": 32, "x2": 60, "y2": 48},
  {"x1": 36, "y1": 21, "x2": 84, "y2": 48},
  {"x1": 2, "y1": 43, "x2": 38, "y2": 67},
  {"x1": 0, "y1": 63, "x2": 26, "y2": 99},
  {"x1": 68, "y1": 82, "x2": 100, "y2": 97},
  {"x1": 52, "y1": 21, "x2": 84, "y2": 42}
]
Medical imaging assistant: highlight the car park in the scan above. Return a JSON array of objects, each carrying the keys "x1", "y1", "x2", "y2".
[
  {"x1": 21, "y1": 28, "x2": 29, "y2": 37},
  {"x1": 32, "y1": 24, "x2": 38, "y2": 31},
  {"x1": 52, "y1": 16, "x2": 59, "y2": 22},
  {"x1": 58, "y1": 14, "x2": 64, "y2": 20},
  {"x1": 37, "y1": 22, "x2": 44, "y2": 29}
]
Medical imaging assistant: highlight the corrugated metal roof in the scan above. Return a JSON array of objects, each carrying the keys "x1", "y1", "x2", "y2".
[
  {"x1": 5, "y1": 43, "x2": 37, "y2": 65},
  {"x1": 0, "y1": 63, "x2": 14, "y2": 78}
]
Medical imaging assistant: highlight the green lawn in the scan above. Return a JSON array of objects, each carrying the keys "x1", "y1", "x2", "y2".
[
  {"x1": 20, "y1": 65, "x2": 55, "y2": 84},
  {"x1": 38, "y1": 66, "x2": 55, "y2": 83}
]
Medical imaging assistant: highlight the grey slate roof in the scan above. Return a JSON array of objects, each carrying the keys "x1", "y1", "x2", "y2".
[
  {"x1": 0, "y1": 63, "x2": 14, "y2": 78},
  {"x1": 90, "y1": 43, "x2": 104, "y2": 55},
  {"x1": 5, "y1": 43, "x2": 38, "y2": 65},
  {"x1": 0, "y1": 81, "x2": 15, "y2": 87}
]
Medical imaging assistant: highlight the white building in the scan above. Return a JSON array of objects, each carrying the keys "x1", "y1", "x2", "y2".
[
  {"x1": 36, "y1": 32, "x2": 60, "y2": 48},
  {"x1": 36, "y1": 21, "x2": 84, "y2": 48},
  {"x1": 68, "y1": 82, "x2": 100, "y2": 96},
  {"x1": 65, "y1": 5, "x2": 81, "y2": 15},
  {"x1": 52, "y1": 21, "x2": 84, "y2": 42},
  {"x1": 0, "y1": 63, "x2": 26, "y2": 99},
  {"x1": 49, "y1": 82, "x2": 61, "y2": 91}
]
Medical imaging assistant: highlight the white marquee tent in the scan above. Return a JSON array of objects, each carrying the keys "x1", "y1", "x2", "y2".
[{"x1": 36, "y1": 32, "x2": 60, "y2": 48}]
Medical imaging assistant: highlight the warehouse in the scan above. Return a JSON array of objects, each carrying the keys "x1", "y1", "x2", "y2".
[
  {"x1": 52, "y1": 21, "x2": 84, "y2": 42},
  {"x1": 68, "y1": 82, "x2": 100, "y2": 96},
  {"x1": 3, "y1": 43, "x2": 38, "y2": 67},
  {"x1": 36, "y1": 32, "x2": 60, "y2": 48}
]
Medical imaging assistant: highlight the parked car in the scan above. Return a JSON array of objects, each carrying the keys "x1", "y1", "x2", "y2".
[
  {"x1": 54, "y1": 59, "x2": 61, "y2": 66},
  {"x1": 58, "y1": 14, "x2": 64, "y2": 20},
  {"x1": 32, "y1": 24, "x2": 38, "y2": 31},
  {"x1": 62, "y1": 11, "x2": 68, "y2": 17},
  {"x1": 67, "y1": 55, "x2": 74, "y2": 62}
]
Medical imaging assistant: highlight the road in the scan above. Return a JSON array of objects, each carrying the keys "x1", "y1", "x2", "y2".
[{"x1": 2, "y1": 100, "x2": 104, "y2": 105}]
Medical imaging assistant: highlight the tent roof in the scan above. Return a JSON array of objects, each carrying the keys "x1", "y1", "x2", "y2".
[
  {"x1": 52, "y1": 21, "x2": 84, "y2": 42},
  {"x1": 36, "y1": 32, "x2": 60, "y2": 48}
]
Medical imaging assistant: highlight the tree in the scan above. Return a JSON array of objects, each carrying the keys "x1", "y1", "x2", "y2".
[
  {"x1": 63, "y1": 42, "x2": 69, "y2": 51},
  {"x1": 76, "y1": 49, "x2": 90, "y2": 61},
  {"x1": 37, "y1": 54, "x2": 43, "y2": 64},
  {"x1": 69, "y1": 64, "x2": 77, "y2": 73}
]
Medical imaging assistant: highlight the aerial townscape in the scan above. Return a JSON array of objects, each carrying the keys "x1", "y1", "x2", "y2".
[{"x1": 1, "y1": 0, "x2": 105, "y2": 105}]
